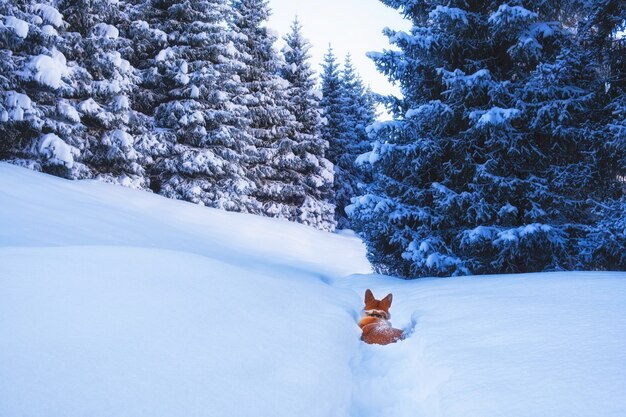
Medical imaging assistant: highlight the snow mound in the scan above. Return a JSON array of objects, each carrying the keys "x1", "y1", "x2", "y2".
[
  {"x1": 34, "y1": 133, "x2": 76, "y2": 168},
  {"x1": 25, "y1": 50, "x2": 71, "y2": 89},
  {"x1": 0, "y1": 163, "x2": 370, "y2": 277},
  {"x1": 4, "y1": 16, "x2": 29, "y2": 38}
]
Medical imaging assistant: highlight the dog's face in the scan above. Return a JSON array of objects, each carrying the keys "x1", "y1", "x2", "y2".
[{"x1": 363, "y1": 289, "x2": 393, "y2": 320}]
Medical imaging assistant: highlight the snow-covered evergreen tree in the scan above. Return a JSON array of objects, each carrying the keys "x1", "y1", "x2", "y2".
[
  {"x1": 349, "y1": 0, "x2": 619, "y2": 277},
  {"x1": 57, "y1": 0, "x2": 151, "y2": 189},
  {"x1": 232, "y1": 0, "x2": 332, "y2": 228},
  {"x1": 334, "y1": 54, "x2": 376, "y2": 229},
  {"x1": 320, "y1": 45, "x2": 343, "y2": 161},
  {"x1": 128, "y1": 0, "x2": 259, "y2": 210},
  {"x1": 0, "y1": 0, "x2": 89, "y2": 178},
  {"x1": 321, "y1": 49, "x2": 376, "y2": 228},
  {"x1": 578, "y1": 2, "x2": 626, "y2": 270},
  {"x1": 280, "y1": 17, "x2": 335, "y2": 230}
]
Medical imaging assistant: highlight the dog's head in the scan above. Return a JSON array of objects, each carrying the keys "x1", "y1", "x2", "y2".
[{"x1": 363, "y1": 289, "x2": 393, "y2": 320}]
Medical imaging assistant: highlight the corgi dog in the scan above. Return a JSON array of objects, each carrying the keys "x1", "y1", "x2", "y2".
[{"x1": 359, "y1": 289, "x2": 404, "y2": 345}]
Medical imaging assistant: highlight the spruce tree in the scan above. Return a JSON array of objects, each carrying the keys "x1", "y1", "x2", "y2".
[
  {"x1": 132, "y1": 0, "x2": 258, "y2": 211},
  {"x1": 232, "y1": 0, "x2": 320, "y2": 224},
  {"x1": 0, "y1": 0, "x2": 89, "y2": 179},
  {"x1": 321, "y1": 49, "x2": 376, "y2": 229},
  {"x1": 334, "y1": 54, "x2": 376, "y2": 229},
  {"x1": 578, "y1": 2, "x2": 626, "y2": 270},
  {"x1": 280, "y1": 17, "x2": 335, "y2": 231},
  {"x1": 57, "y1": 0, "x2": 151, "y2": 189},
  {"x1": 320, "y1": 45, "x2": 344, "y2": 164},
  {"x1": 349, "y1": 1, "x2": 617, "y2": 277}
]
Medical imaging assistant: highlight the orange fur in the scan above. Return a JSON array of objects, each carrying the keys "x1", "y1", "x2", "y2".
[{"x1": 359, "y1": 289, "x2": 404, "y2": 345}]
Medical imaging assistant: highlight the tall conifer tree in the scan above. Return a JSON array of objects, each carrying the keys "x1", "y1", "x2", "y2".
[
  {"x1": 232, "y1": 0, "x2": 326, "y2": 225},
  {"x1": 280, "y1": 17, "x2": 335, "y2": 230},
  {"x1": 350, "y1": 0, "x2": 618, "y2": 277},
  {"x1": 321, "y1": 49, "x2": 375, "y2": 228},
  {"x1": 134, "y1": 0, "x2": 258, "y2": 210},
  {"x1": 0, "y1": 0, "x2": 88, "y2": 179},
  {"x1": 58, "y1": 0, "x2": 151, "y2": 189}
]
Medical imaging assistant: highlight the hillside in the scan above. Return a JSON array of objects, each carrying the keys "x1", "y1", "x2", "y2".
[{"x1": 1, "y1": 163, "x2": 625, "y2": 417}]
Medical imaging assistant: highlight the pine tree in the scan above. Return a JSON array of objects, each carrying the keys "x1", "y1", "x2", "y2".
[
  {"x1": 578, "y1": 2, "x2": 626, "y2": 270},
  {"x1": 232, "y1": 0, "x2": 321, "y2": 224},
  {"x1": 320, "y1": 45, "x2": 344, "y2": 164},
  {"x1": 280, "y1": 17, "x2": 335, "y2": 231},
  {"x1": 321, "y1": 49, "x2": 376, "y2": 229},
  {"x1": 57, "y1": 0, "x2": 151, "y2": 189},
  {"x1": 349, "y1": 1, "x2": 617, "y2": 277},
  {"x1": 0, "y1": 0, "x2": 89, "y2": 179},
  {"x1": 334, "y1": 54, "x2": 376, "y2": 229},
  {"x1": 130, "y1": 0, "x2": 258, "y2": 210}
]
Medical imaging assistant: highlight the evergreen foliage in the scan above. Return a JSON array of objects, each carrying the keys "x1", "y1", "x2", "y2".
[
  {"x1": 232, "y1": 1, "x2": 334, "y2": 229},
  {"x1": 335, "y1": 54, "x2": 376, "y2": 229},
  {"x1": 142, "y1": 0, "x2": 258, "y2": 211},
  {"x1": 578, "y1": 2, "x2": 626, "y2": 270},
  {"x1": 320, "y1": 46, "x2": 343, "y2": 163},
  {"x1": 58, "y1": 0, "x2": 151, "y2": 189},
  {"x1": 0, "y1": 0, "x2": 89, "y2": 179},
  {"x1": 320, "y1": 48, "x2": 375, "y2": 228},
  {"x1": 350, "y1": 0, "x2": 624, "y2": 277},
  {"x1": 1, "y1": 0, "x2": 622, "y2": 241},
  {"x1": 0, "y1": 0, "x2": 336, "y2": 231},
  {"x1": 280, "y1": 17, "x2": 335, "y2": 230}
]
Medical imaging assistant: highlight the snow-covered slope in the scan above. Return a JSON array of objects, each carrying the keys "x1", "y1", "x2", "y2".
[
  {"x1": 340, "y1": 273, "x2": 626, "y2": 417},
  {"x1": 1, "y1": 163, "x2": 626, "y2": 417},
  {"x1": 0, "y1": 163, "x2": 369, "y2": 277}
]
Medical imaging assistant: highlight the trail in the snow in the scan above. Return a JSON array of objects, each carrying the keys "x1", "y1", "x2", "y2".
[{"x1": 326, "y1": 275, "x2": 451, "y2": 417}]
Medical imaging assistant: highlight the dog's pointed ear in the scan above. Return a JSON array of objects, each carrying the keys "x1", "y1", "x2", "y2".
[
  {"x1": 381, "y1": 293, "x2": 393, "y2": 309},
  {"x1": 364, "y1": 289, "x2": 374, "y2": 304}
]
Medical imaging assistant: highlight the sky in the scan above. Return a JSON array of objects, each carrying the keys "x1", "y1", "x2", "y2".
[{"x1": 267, "y1": 0, "x2": 411, "y2": 96}]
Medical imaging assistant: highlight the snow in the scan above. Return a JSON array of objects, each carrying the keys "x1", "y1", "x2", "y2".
[
  {"x1": 105, "y1": 51, "x2": 131, "y2": 71},
  {"x1": 499, "y1": 202, "x2": 518, "y2": 216},
  {"x1": 105, "y1": 129, "x2": 134, "y2": 148},
  {"x1": 32, "y1": 3, "x2": 64, "y2": 27},
  {"x1": 92, "y1": 23, "x2": 119, "y2": 39},
  {"x1": 471, "y1": 107, "x2": 521, "y2": 128},
  {"x1": 355, "y1": 150, "x2": 379, "y2": 166},
  {"x1": 25, "y1": 50, "x2": 70, "y2": 89},
  {"x1": 156, "y1": 47, "x2": 175, "y2": 62},
  {"x1": 4, "y1": 91, "x2": 33, "y2": 121},
  {"x1": 428, "y1": 6, "x2": 469, "y2": 25},
  {"x1": 78, "y1": 98, "x2": 102, "y2": 114},
  {"x1": 111, "y1": 95, "x2": 130, "y2": 111},
  {"x1": 405, "y1": 100, "x2": 453, "y2": 120},
  {"x1": 462, "y1": 225, "x2": 498, "y2": 243},
  {"x1": 57, "y1": 101, "x2": 80, "y2": 123},
  {"x1": 5, "y1": 91, "x2": 32, "y2": 109},
  {"x1": 40, "y1": 24, "x2": 57, "y2": 36},
  {"x1": 8, "y1": 107, "x2": 23, "y2": 121},
  {"x1": 1, "y1": 164, "x2": 626, "y2": 417},
  {"x1": 489, "y1": 4, "x2": 538, "y2": 26},
  {"x1": 0, "y1": 163, "x2": 367, "y2": 277},
  {"x1": 4, "y1": 16, "x2": 29, "y2": 38},
  {"x1": 34, "y1": 133, "x2": 75, "y2": 168},
  {"x1": 189, "y1": 84, "x2": 200, "y2": 98},
  {"x1": 338, "y1": 273, "x2": 626, "y2": 417},
  {"x1": 439, "y1": 68, "x2": 493, "y2": 89},
  {"x1": 225, "y1": 41, "x2": 238, "y2": 57}
]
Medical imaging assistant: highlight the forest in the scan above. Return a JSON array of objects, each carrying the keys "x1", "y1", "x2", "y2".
[{"x1": 1, "y1": 0, "x2": 624, "y2": 277}]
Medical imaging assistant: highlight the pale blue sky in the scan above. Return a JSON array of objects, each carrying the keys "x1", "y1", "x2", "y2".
[{"x1": 267, "y1": 0, "x2": 410, "y2": 96}]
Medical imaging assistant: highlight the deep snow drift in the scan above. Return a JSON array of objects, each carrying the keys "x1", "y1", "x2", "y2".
[{"x1": 1, "y1": 163, "x2": 625, "y2": 417}]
